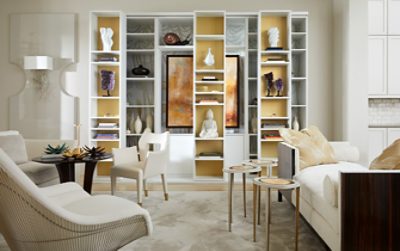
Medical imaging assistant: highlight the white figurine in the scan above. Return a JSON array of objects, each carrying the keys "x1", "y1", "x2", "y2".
[
  {"x1": 199, "y1": 109, "x2": 218, "y2": 138},
  {"x1": 268, "y1": 27, "x2": 279, "y2": 48},
  {"x1": 100, "y1": 27, "x2": 114, "y2": 52},
  {"x1": 203, "y1": 48, "x2": 215, "y2": 66}
]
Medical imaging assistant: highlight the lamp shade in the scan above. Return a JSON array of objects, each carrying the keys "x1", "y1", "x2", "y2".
[{"x1": 24, "y1": 56, "x2": 53, "y2": 70}]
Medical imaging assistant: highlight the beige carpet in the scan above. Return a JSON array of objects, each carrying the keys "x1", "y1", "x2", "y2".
[{"x1": 0, "y1": 191, "x2": 327, "y2": 251}]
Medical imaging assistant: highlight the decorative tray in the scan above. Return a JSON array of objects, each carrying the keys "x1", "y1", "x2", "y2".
[{"x1": 259, "y1": 178, "x2": 294, "y2": 185}]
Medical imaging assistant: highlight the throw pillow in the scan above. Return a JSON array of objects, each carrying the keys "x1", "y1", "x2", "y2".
[
  {"x1": 0, "y1": 134, "x2": 29, "y2": 164},
  {"x1": 370, "y1": 139, "x2": 400, "y2": 169},
  {"x1": 279, "y1": 125, "x2": 338, "y2": 170}
]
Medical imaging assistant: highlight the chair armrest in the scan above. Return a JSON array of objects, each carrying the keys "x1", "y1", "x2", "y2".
[
  {"x1": 24, "y1": 139, "x2": 76, "y2": 160},
  {"x1": 278, "y1": 142, "x2": 299, "y2": 178},
  {"x1": 143, "y1": 150, "x2": 168, "y2": 178}
]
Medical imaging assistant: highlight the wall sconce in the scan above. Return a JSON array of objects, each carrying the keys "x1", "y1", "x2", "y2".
[{"x1": 24, "y1": 56, "x2": 54, "y2": 96}]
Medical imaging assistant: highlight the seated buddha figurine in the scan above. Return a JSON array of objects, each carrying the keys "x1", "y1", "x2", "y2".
[{"x1": 199, "y1": 109, "x2": 218, "y2": 138}]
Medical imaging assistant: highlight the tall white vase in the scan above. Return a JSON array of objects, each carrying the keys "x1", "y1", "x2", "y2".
[
  {"x1": 144, "y1": 113, "x2": 153, "y2": 133},
  {"x1": 135, "y1": 116, "x2": 142, "y2": 134},
  {"x1": 292, "y1": 116, "x2": 300, "y2": 131},
  {"x1": 100, "y1": 27, "x2": 114, "y2": 52},
  {"x1": 203, "y1": 48, "x2": 215, "y2": 66}
]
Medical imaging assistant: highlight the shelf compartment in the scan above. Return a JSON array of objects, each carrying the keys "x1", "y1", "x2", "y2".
[
  {"x1": 196, "y1": 84, "x2": 224, "y2": 93},
  {"x1": 158, "y1": 17, "x2": 193, "y2": 46},
  {"x1": 260, "y1": 66, "x2": 288, "y2": 97},
  {"x1": 260, "y1": 99, "x2": 288, "y2": 118},
  {"x1": 195, "y1": 105, "x2": 224, "y2": 139},
  {"x1": 127, "y1": 18, "x2": 154, "y2": 33},
  {"x1": 93, "y1": 65, "x2": 120, "y2": 97},
  {"x1": 94, "y1": 99, "x2": 120, "y2": 118},
  {"x1": 196, "y1": 40, "x2": 225, "y2": 70},
  {"x1": 127, "y1": 35, "x2": 154, "y2": 50},
  {"x1": 261, "y1": 141, "x2": 279, "y2": 159},
  {"x1": 96, "y1": 16, "x2": 120, "y2": 51},
  {"x1": 260, "y1": 14, "x2": 288, "y2": 51},
  {"x1": 196, "y1": 16, "x2": 224, "y2": 35},
  {"x1": 195, "y1": 160, "x2": 224, "y2": 179},
  {"x1": 291, "y1": 17, "x2": 307, "y2": 33}
]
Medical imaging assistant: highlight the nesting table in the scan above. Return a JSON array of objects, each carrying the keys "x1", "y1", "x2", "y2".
[
  {"x1": 253, "y1": 177, "x2": 300, "y2": 251},
  {"x1": 223, "y1": 165, "x2": 262, "y2": 232}
]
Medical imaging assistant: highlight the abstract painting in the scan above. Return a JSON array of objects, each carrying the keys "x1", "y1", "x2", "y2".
[
  {"x1": 226, "y1": 55, "x2": 240, "y2": 128},
  {"x1": 166, "y1": 55, "x2": 193, "y2": 128}
]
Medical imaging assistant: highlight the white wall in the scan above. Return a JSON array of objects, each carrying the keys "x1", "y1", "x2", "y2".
[
  {"x1": 333, "y1": 0, "x2": 369, "y2": 164},
  {"x1": 0, "y1": 0, "x2": 334, "y2": 145}
]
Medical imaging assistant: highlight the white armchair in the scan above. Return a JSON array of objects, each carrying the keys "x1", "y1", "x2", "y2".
[
  {"x1": 0, "y1": 149, "x2": 152, "y2": 251},
  {"x1": 111, "y1": 131, "x2": 170, "y2": 205}
]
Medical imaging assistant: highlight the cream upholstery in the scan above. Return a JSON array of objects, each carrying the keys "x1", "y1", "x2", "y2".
[
  {"x1": 111, "y1": 131, "x2": 170, "y2": 205},
  {"x1": 0, "y1": 131, "x2": 76, "y2": 187},
  {"x1": 0, "y1": 149, "x2": 152, "y2": 251}
]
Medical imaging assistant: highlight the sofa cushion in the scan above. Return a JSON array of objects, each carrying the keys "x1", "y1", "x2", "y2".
[
  {"x1": 0, "y1": 134, "x2": 28, "y2": 164},
  {"x1": 370, "y1": 139, "x2": 400, "y2": 169},
  {"x1": 280, "y1": 126, "x2": 338, "y2": 170},
  {"x1": 19, "y1": 161, "x2": 58, "y2": 185}
]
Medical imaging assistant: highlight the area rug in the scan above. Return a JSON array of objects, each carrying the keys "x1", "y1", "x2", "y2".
[{"x1": 0, "y1": 191, "x2": 327, "y2": 251}]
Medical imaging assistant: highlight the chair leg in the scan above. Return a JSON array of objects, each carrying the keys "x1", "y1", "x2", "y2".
[
  {"x1": 143, "y1": 179, "x2": 148, "y2": 197},
  {"x1": 161, "y1": 174, "x2": 168, "y2": 201},
  {"x1": 137, "y1": 178, "x2": 143, "y2": 206},
  {"x1": 111, "y1": 174, "x2": 117, "y2": 195}
]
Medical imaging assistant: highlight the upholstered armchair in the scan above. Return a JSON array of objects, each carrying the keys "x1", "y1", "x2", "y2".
[
  {"x1": 0, "y1": 149, "x2": 152, "y2": 251},
  {"x1": 111, "y1": 131, "x2": 170, "y2": 206}
]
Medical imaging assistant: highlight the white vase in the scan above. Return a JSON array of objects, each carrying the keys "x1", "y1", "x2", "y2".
[
  {"x1": 145, "y1": 113, "x2": 153, "y2": 132},
  {"x1": 292, "y1": 116, "x2": 300, "y2": 131},
  {"x1": 203, "y1": 48, "x2": 215, "y2": 66},
  {"x1": 135, "y1": 116, "x2": 142, "y2": 134},
  {"x1": 129, "y1": 115, "x2": 135, "y2": 132}
]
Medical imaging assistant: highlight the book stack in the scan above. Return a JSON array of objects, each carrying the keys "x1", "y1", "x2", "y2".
[
  {"x1": 95, "y1": 134, "x2": 118, "y2": 140},
  {"x1": 98, "y1": 123, "x2": 118, "y2": 129},
  {"x1": 202, "y1": 76, "x2": 218, "y2": 81}
]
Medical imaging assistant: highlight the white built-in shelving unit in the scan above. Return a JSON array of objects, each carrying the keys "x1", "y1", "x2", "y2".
[{"x1": 89, "y1": 10, "x2": 308, "y2": 182}]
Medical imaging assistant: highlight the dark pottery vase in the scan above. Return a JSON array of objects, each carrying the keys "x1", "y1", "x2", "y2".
[{"x1": 132, "y1": 65, "x2": 150, "y2": 76}]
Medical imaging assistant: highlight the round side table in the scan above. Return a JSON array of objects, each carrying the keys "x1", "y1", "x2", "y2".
[
  {"x1": 253, "y1": 177, "x2": 300, "y2": 251},
  {"x1": 223, "y1": 165, "x2": 262, "y2": 232},
  {"x1": 243, "y1": 159, "x2": 278, "y2": 226}
]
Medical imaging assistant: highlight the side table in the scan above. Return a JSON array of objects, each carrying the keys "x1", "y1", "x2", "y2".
[
  {"x1": 253, "y1": 177, "x2": 300, "y2": 251},
  {"x1": 223, "y1": 165, "x2": 262, "y2": 232}
]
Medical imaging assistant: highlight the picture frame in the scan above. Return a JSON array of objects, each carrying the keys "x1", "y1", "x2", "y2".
[
  {"x1": 166, "y1": 55, "x2": 194, "y2": 128},
  {"x1": 225, "y1": 55, "x2": 240, "y2": 128}
]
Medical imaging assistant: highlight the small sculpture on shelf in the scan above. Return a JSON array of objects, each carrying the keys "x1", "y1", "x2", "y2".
[
  {"x1": 135, "y1": 115, "x2": 143, "y2": 134},
  {"x1": 199, "y1": 109, "x2": 218, "y2": 138},
  {"x1": 275, "y1": 78, "x2": 284, "y2": 96},
  {"x1": 267, "y1": 27, "x2": 281, "y2": 50},
  {"x1": 100, "y1": 70, "x2": 115, "y2": 96},
  {"x1": 144, "y1": 113, "x2": 153, "y2": 133},
  {"x1": 100, "y1": 27, "x2": 114, "y2": 52},
  {"x1": 264, "y1": 72, "x2": 274, "y2": 97},
  {"x1": 203, "y1": 48, "x2": 215, "y2": 66},
  {"x1": 163, "y1": 33, "x2": 191, "y2": 45},
  {"x1": 132, "y1": 65, "x2": 150, "y2": 76}
]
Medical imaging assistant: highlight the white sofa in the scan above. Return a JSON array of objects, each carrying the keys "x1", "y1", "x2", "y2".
[
  {"x1": 278, "y1": 141, "x2": 366, "y2": 251},
  {"x1": 0, "y1": 130, "x2": 75, "y2": 187}
]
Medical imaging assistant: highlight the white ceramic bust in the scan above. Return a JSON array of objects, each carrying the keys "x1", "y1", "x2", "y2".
[
  {"x1": 268, "y1": 27, "x2": 279, "y2": 48},
  {"x1": 199, "y1": 109, "x2": 218, "y2": 138},
  {"x1": 100, "y1": 27, "x2": 114, "y2": 52}
]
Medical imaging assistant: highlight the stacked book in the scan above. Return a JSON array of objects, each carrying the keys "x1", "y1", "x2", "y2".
[
  {"x1": 95, "y1": 134, "x2": 118, "y2": 140},
  {"x1": 98, "y1": 123, "x2": 118, "y2": 129}
]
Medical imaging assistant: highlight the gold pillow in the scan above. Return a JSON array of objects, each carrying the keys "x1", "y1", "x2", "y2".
[
  {"x1": 279, "y1": 126, "x2": 338, "y2": 170},
  {"x1": 370, "y1": 139, "x2": 400, "y2": 170}
]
